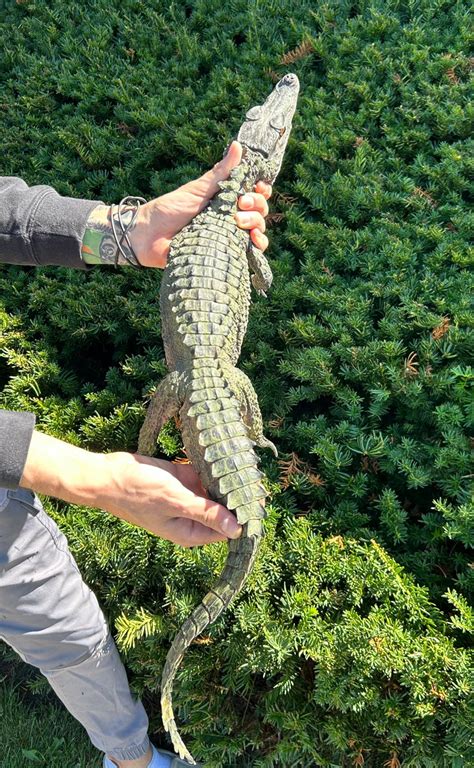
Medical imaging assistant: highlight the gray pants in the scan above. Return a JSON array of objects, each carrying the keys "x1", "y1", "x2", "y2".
[{"x1": 0, "y1": 486, "x2": 151, "y2": 762}]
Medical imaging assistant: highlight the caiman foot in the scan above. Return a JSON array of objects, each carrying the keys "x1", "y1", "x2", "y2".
[
  {"x1": 220, "y1": 364, "x2": 278, "y2": 457},
  {"x1": 254, "y1": 434, "x2": 278, "y2": 457}
]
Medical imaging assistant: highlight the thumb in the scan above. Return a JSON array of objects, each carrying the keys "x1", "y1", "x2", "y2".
[
  {"x1": 183, "y1": 490, "x2": 243, "y2": 540},
  {"x1": 198, "y1": 140, "x2": 243, "y2": 197}
]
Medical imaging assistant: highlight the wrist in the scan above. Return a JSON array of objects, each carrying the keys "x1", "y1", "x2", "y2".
[
  {"x1": 81, "y1": 204, "x2": 114, "y2": 264},
  {"x1": 128, "y1": 200, "x2": 169, "y2": 269},
  {"x1": 128, "y1": 202, "x2": 152, "y2": 265},
  {"x1": 81, "y1": 202, "x2": 148, "y2": 267},
  {"x1": 19, "y1": 430, "x2": 110, "y2": 508}
]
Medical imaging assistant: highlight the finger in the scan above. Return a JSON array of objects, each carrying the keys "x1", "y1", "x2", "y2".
[
  {"x1": 250, "y1": 228, "x2": 269, "y2": 251},
  {"x1": 255, "y1": 180, "x2": 272, "y2": 200},
  {"x1": 199, "y1": 140, "x2": 242, "y2": 198},
  {"x1": 172, "y1": 518, "x2": 231, "y2": 548},
  {"x1": 171, "y1": 462, "x2": 209, "y2": 497},
  {"x1": 157, "y1": 460, "x2": 236, "y2": 533},
  {"x1": 213, "y1": 139, "x2": 242, "y2": 178},
  {"x1": 150, "y1": 458, "x2": 211, "y2": 503},
  {"x1": 238, "y1": 193, "x2": 269, "y2": 218},
  {"x1": 191, "y1": 475, "x2": 210, "y2": 500},
  {"x1": 181, "y1": 492, "x2": 242, "y2": 540},
  {"x1": 234, "y1": 211, "x2": 266, "y2": 233},
  {"x1": 180, "y1": 473, "x2": 209, "y2": 499}
]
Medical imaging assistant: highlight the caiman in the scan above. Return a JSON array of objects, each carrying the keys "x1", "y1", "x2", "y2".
[{"x1": 138, "y1": 72, "x2": 299, "y2": 764}]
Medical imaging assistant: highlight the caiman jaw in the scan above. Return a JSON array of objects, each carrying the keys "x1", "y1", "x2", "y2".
[{"x1": 236, "y1": 72, "x2": 300, "y2": 184}]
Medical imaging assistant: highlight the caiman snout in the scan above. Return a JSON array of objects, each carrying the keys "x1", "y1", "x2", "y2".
[
  {"x1": 277, "y1": 73, "x2": 299, "y2": 88},
  {"x1": 236, "y1": 72, "x2": 300, "y2": 182}
]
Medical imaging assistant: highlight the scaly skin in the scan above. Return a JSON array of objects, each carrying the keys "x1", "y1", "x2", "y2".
[{"x1": 138, "y1": 74, "x2": 299, "y2": 764}]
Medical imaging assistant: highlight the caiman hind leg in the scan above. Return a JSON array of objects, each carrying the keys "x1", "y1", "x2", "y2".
[
  {"x1": 138, "y1": 371, "x2": 183, "y2": 456},
  {"x1": 220, "y1": 363, "x2": 278, "y2": 457}
]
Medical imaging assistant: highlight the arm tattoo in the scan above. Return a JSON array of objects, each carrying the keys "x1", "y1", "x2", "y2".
[{"x1": 82, "y1": 204, "x2": 138, "y2": 266}]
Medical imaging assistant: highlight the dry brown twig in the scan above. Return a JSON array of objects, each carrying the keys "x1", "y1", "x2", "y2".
[
  {"x1": 432, "y1": 316, "x2": 450, "y2": 340},
  {"x1": 404, "y1": 351, "x2": 419, "y2": 376},
  {"x1": 278, "y1": 452, "x2": 325, "y2": 489},
  {"x1": 280, "y1": 40, "x2": 315, "y2": 66}
]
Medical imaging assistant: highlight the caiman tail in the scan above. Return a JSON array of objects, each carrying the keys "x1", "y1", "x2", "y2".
[
  {"x1": 160, "y1": 522, "x2": 263, "y2": 764},
  {"x1": 161, "y1": 362, "x2": 269, "y2": 763}
]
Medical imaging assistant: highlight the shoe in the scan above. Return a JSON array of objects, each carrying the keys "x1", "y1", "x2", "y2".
[
  {"x1": 154, "y1": 746, "x2": 204, "y2": 767},
  {"x1": 103, "y1": 743, "x2": 204, "y2": 768}
]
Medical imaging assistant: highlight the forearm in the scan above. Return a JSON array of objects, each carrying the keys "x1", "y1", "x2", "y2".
[
  {"x1": 19, "y1": 430, "x2": 111, "y2": 507},
  {"x1": 81, "y1": 204, "x2": 116, "y2": 265}
]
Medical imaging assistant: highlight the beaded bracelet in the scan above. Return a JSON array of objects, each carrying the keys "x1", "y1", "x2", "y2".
[{"x1": 110, "y1": 196, "x2": 147, "y2": 269}]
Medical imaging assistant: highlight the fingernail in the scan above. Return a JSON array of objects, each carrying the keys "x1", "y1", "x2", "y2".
[
  {"x1": 221, "y1": 517, "x2": 242, "y2": 538},
  {"x1": 241, "y1": 194, "x2": 253, "y2": 207}
]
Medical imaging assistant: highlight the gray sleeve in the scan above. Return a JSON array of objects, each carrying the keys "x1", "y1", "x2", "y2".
[
  {"x1": 0, "y1": 177, "x2": 103, "y2": 486},
  {"x1": 0, "y1": 176, "x2": 104, "y2": 269},
  {"x1": 0, "y1": 410, "x2": 36, "y2": 490}
]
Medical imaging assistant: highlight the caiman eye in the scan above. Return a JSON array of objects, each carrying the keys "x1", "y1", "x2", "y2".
[
  {"x1": 270, "y1": 114, "x2": 285, "y2": 132},
  {"x1": 245, "y1": 106, "x2": 262, "y2": 120}
]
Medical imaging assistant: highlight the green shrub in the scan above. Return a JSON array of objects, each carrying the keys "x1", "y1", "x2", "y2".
[{"x1": 1, "y1": 1, "x2": 472, "y2": 765}]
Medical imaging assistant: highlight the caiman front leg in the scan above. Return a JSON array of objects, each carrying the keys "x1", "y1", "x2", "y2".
[
  {"x1": 138, "y1": 372, "x2": 183, "y2": 456},
  {"x1": 221, "y1": 363, "x2": 278, "y2": 457},
  {"x1": 247, "y1": 243, "x2": 273, "y2": 297}
]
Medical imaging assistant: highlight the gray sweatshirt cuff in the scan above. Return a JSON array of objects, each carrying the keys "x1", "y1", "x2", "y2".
[
  {"x1": 0, "y1": 177, "x2": 104, "y2": 269},
  {"x1": 0, "y1": 410, "x2": 36, "y2": 489},
  {"x1": 26, "y1": 189, "x2": 102, "y2": 269},
  {"x1": 22, "y1": 187, "x2": 99, "y2": 269}
]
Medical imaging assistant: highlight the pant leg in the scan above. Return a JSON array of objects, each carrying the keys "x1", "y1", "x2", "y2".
[{"x1": 0, "y1": 486, "x2": 150, "y2": 762}]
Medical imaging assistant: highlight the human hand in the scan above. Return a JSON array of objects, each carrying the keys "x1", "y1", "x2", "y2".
[
  {"x1": 100, "y1": 451, "x2": 243, "y2": 546},
  {"x1": 130, "y1": 140, "x2": 272, "y2": 268},
  {"x1": 20, "y1": 431, "x2": 243, "y2": 548}
]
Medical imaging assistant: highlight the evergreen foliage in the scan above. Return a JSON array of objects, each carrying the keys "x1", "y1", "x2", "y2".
[{"x1": 0, "y1": 1, "x2": 472, "y2": 765}]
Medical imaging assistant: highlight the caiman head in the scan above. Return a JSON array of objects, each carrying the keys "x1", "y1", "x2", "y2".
[{"x1": 236, "y1": 72, "x2": 300, "y2": 184}]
